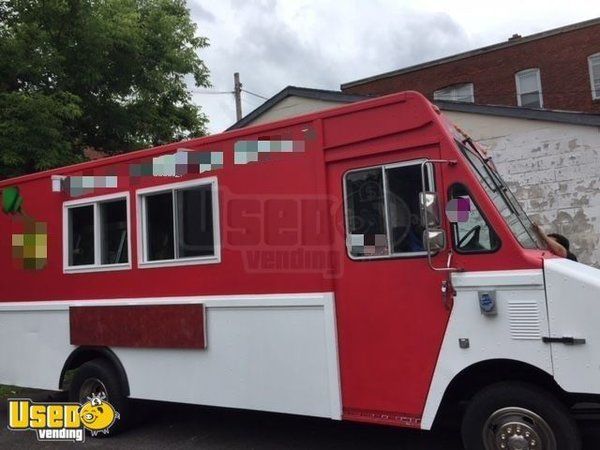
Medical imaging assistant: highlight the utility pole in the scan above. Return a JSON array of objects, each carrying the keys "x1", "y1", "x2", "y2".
[{"x1": 234, "y1": 72, "x2": 242, "y2": 121}]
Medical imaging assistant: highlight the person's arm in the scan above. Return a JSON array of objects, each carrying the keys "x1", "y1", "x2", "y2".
[{"x1": 532, "y1": 223, "x2": 567, "y2": 258}]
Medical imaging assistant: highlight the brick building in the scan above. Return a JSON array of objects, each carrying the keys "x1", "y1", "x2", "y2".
[{"x1": 341, "y1": 18, "x2": 600, "y2": 113}]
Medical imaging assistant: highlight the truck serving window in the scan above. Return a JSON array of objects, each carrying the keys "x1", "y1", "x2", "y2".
[
  {"x1": 457, "y1": 140, "x2": 541, "y2": 249},
  {"x1": 68, "y1": 205, "x2": 94, "y2": 266},
  {"x1": 138, "y1": 177, "x2": 220, "y2": 267},
  {"x1": 64, "y1": 194, "x2": 130, "y2": 272},
  {"x1": 344, "y1": 161, "x2": 432, "y2": 259},
  {"x1": 449, "y1": 184, "x2": 500, "y2": 253}
]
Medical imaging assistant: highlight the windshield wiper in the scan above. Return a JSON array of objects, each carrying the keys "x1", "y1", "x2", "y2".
[
  {"x1": 463, "y1": 138, "x2": 513, "y2": 195},
  {"x1": 457, "y1": 136, "x2": 540, "y2": 248},
  {"x1": 461, "y1": 139, "x2": 519, "y2": 215},
  {"x1": 460, "y1": 141, "x2": 497, "y2": 193},
  {"x1": 464, "y1": 139, "x2": 540, "y2": 244}
]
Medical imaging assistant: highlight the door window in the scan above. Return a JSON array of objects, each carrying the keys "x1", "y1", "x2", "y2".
[
  {"x1": 344, "y1": 161, "x2": 432, "y2": 258},
  {"x1": 345, "y1": 168, "x2": 388, "y2": 257},
  {"x1": 448, "y1": 184, "x2": 500, "y2": 253}
]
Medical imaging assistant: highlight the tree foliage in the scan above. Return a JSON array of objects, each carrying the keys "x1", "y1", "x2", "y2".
[{"x1": 0, "y1": 0, "x2": 210, "y2": 178}]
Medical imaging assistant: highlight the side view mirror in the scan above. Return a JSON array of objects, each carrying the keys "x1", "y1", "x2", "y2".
[
  {"x1": 418, "y1": 159, "x2": 461, "y2": 273},
  {"x1": 423, "y1": 229, "x2": 446, "y2": 253},
  {"x1": 419, "y1": 191, "x2": 441, "y2": 227}
]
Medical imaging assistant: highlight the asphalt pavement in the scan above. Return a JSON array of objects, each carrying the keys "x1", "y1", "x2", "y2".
[{"x1": 1, "y1": 389, "x2": 598, "y2": 449}]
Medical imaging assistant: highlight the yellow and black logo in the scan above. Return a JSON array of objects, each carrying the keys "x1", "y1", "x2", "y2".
[{"x1": 8, "y1": 393, "x2": 119, "y2": 442}]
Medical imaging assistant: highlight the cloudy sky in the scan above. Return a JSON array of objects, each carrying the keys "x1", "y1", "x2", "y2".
[{"x1": 187, "y1": 1, "x2": 600, "y2": 133}]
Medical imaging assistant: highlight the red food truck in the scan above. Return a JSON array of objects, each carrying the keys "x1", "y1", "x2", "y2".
[{"x1": 1, "y1": 91, "x2": 597, "y2": 449}]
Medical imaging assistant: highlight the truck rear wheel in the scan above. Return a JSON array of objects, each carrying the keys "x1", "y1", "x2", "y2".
[
  {"x1": 69, "y1": 358, "x2": 129, "y2": 435},
  {"x1": 461, "y1": 382, "x2": 580, "y2": 450}
]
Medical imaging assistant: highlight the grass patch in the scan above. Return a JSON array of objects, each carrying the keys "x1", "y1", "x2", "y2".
[{"x1": 0, "y1": 384, "x2": 25, "y2": 399}]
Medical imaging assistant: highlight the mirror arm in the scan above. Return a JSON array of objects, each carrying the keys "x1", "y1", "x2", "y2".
[{"x1": 420, "y1": 160, "x2": 461, "y2": 273}]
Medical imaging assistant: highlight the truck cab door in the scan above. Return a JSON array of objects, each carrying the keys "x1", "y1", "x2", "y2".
[{"x1": 328, "y1": 150, "x2": 450, "y2": 426}]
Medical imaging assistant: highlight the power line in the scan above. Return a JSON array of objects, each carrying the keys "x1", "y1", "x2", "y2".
[
  {"x1": 190, "y1": 89, "x2": 268, "y2": 103},
  {"x1": 189, "y1": 74, "x2": 269, "y2": 123},
  {"x1": 241, "y1": 88, "x2": 269, "y2": 100},
  {"x1": 191, "y1": 88, "x2": 599, "y2": 97},
  {"x1": 243, "y1": 93, "x2": 264, "y2": 108},
  {"x1": 242, "y1": 98, "x2": 258, "y2": 109}
]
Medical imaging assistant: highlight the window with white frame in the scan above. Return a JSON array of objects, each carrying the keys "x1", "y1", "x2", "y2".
[
  {"x1": 433, "y1": 83, "x2": 474, "y2": 103},
  {"x1": 589, "y1": 53, "x2": 600, "y2": 100},
  {"x1": 344, "y1": 161, "x2": 434, "y2": 259},
  {"x1": 515, "y1": 68, "x2": 543, "y2": 108},
  {"x1": 64, "y1": 194, "x2": 130, "y2": 271},
  {"x1": 139, "y1": 178, "x2": 219, "y2": 266}
]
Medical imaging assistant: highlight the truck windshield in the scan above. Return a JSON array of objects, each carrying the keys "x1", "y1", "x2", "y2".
[{"x1": 456, "y1": 139, "x2": 542, "y2": 250}]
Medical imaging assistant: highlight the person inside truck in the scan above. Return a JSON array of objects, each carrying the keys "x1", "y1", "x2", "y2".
[
  {"x1": 386, "y1": 165, "x2": 426, "y2": 253},
  {"x1": 547, "y1": 233, "x2": 578, "y2": 262},
  {"x1": 532, "y1": 223, "x2": 578, "y2": 261}
]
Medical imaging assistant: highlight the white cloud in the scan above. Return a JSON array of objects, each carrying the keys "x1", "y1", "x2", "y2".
[{"x1": 188, "y1": 1, "x2": 600, "y2": 133}]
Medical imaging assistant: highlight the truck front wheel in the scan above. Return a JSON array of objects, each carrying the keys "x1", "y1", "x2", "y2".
[
  {"x1": 461, "y1": 382, "x2": 580, "y2": 450},
  {"x1": 68, "y1": 358, "x2": 129, "y2": 435}
]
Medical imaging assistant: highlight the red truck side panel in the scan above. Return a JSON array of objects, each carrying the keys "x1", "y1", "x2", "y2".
[{"x1": 0, "y1": 91, "x2": 544, "y2": 427}]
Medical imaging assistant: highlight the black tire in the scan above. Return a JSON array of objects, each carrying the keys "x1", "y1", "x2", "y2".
[
  {"x1": 69, "y1": 358, "x2": 129, "y2": 436},
  {"x1": 461, "y1": 382, "x2": 581, "y2": 450}
]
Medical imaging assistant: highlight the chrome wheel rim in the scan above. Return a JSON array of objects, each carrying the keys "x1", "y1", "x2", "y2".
[
  {"x1": 79, "y1": 377, "x2": 108, "y2": 404},
  {"x1": 483, "y1": 407, "x2": 556, "y2": 450}
]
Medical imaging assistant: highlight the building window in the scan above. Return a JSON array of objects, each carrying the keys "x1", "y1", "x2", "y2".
[
  {"x1": 433, "y1": 83, "x2": 474, "y2": 103},
  {"x1": 515, "y1": 68, "x2": 543, "y2": 108},
  {"x1": 589, "y1": 53, "x2": 600, "y2": 100},
  {"x1": 64, "y1": 193, "x2": 131, "y2": 273},
  {"x1": 138, "y1": 177, "x2": 220, "y2": 267},
  {"x1": 344, "y1": 160, "x2": 434, "y2": 259}
]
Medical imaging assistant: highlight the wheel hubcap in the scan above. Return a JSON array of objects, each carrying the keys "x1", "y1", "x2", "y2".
[
  {"x1": 483, "y1": 407, "x2": 556, "y2": 450},
  {"x1": 79, "y1": 378, "x2": 108, "y2": 404}
]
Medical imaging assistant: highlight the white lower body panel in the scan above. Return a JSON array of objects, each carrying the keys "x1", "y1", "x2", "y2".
[
  {"x1": 545, "y1": 259, "x2": 600, "y2": 395},
  {"x1": 421, "y1": 270, "x2": 552, "y2": 430},
  {"x1": 0, "y1": 292, "x2": 342, "y2": 420}
]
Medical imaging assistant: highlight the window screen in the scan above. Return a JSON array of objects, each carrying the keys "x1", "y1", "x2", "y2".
[
  {"x1": 177, "y1": 185, "x2": 214, "y2": 258},
  {"x1": 65, "y1": 197, "x2": 129, "y2": 269},
  {"x1": 143, "y1": 182, "x2": 216, "y2": 262},
  {"x1": 145, "y1": 192, "x2": 175, "y2": 261},
  {"x1": 68, "y1": 205, "x2": 94, "y2": 266},
  {"x1": 100, "y1": 200, "x2": 128, "y2": 264}
]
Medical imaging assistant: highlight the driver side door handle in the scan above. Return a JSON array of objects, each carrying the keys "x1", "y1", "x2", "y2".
[{"x1": 542, "y1": 336, "x2": 586, "y2": 345}]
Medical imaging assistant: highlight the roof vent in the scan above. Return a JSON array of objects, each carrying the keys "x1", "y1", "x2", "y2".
[{"x1": 508, "y1": 33, "x2": 522, "y2": 42}]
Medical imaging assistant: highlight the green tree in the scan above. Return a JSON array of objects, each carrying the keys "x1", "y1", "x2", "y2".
[{"x1": 0, "y1": 0, "x2": 210, "y2": 178}]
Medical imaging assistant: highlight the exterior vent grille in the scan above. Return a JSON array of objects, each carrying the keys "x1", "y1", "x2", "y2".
[{"x1": 508, "y1": 300, "x2": 541, "y2": 340}]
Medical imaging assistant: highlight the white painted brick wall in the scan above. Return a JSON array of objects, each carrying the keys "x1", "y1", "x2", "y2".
[{"x1": 473, "y1": 123, "x2": 600, "y2": 267}]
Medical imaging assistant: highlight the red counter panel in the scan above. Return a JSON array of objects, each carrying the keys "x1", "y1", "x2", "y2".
[{"x1": 70, "y1": 304, "x2": 206, "y2": 349}]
